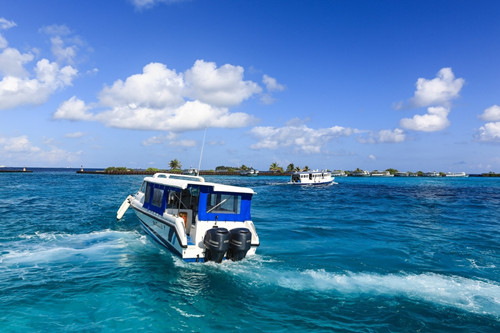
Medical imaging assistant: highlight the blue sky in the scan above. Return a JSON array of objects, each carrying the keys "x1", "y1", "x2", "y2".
[{"x1": 1, "y1": 0, "x2": 499, "y2": 173}]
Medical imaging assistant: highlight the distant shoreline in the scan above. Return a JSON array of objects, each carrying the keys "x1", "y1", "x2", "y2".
[
  {"x1": 75, "y1": 170, "x2": 499, "y2": 177},
  {"x1": 0, "y1": 167, "x2": 498, "y2": 177}
]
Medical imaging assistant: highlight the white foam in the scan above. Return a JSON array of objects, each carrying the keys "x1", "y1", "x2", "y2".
[
  {"x1": 0, "y1": 230, "x2": 144, "y2": 266},
  {"x1": 203, "y1": 257, "x2": 499, "y2": 317},
  {"x1": 271, "y1": 269, "x2": 500, "y2": 317}
]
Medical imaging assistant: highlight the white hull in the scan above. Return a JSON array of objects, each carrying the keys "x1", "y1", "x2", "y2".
[
  {"x1": 131, "y1": 202, "x2": 258, "y2": 262},
  {"x1": 290, "y1": 170, "x2": 334, "y2": 185}
]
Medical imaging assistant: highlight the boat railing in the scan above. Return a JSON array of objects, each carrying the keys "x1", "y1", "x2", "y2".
[{"x1": 153, "y1": 173, "x2": 205, "y2": 182}]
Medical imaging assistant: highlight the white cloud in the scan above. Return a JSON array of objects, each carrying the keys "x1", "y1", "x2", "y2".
[
  {"x1": 263, "y1": 74, "x2": 285, "y2": 92},
  {"x1": 50, "y1": 36, "x2": 77, "y2": 65},
  {"x1": 39, "y1": 24, "x2": 84, "y2": 66},
  {"x1": 0, "y1": 135, "x2": 81, "y2": 164},
  {"x1": 476, "y1": 122, "x2": 500, "y2": 142},
  {"x1": 130, "y1": 0, "x2": 187, "y2": 10},
  {"x1": 142, "y1": 133, "x2": 196, "y2": 148},
  {"x1": 369, "y1": 154, "x2": 376, "y2": 160},
  {"x1": 54, "y1": 96, "x2": 93, "y2": 120},
  {"x1": 0, "y1": 135, "x2": 40, "y2": 153},
  {"x1": 0, "y1": 59, "x2": 77, "y2": 110},
  {"x1": 260, "y1": 74, "x2": 285, "y2": 104},
  {"x1": 0, "y1": 22, "x2": 79, "y2": 110},
  {"x1": 99, "y1": 62, "x2": 184, "y2": 109},
  {"x1": 64, "y1": 132, "x2": 85, "y2": 138},
  {"x1": 400, "y1": 106, "x2": 450, "y2": 132},
  {"x1": 169, "y1": 139, "x2": 197, "y2": 147},
  {"x1": 56, "y1": 60, "x2": 261, "y2": 133},
  {"x1": 479, "y1": 105, "x2": 500, "y2": 122},
  {"x1": 358, "y1": 128, "x2": 406, "y2": 144},
  {"x1": 377, "y1": 128, "x2": 406, "y2": 143},
  {"x1": 0, "y1": 47, "x2": 34, "y2": 77},
  {"x1": 0, "y1": 18, "x2": 16, "y2": 30},
  {"x1": 95, "y1": 100, "x2": 254, "y2": 131},
  {"x1": 407, "y1": 67, "x2": 464, "y2": 108},
  {"x1": 185, "y1": 60, "x2": 261, "y2": 107},
  {"x1": 250, "y1": 123, "x2": 357, "y2": 153}
]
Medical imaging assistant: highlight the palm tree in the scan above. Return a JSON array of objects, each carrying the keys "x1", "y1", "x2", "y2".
[
  {"x1": 169, "y1": 159, "x2": 182, "y2": 170},
  {"x1": 303, "y1": 165, "x2": 309, "y2": 171},
  {"x1": 269, "y1": 162, "x2": 284, "y2": 173},
  {"x1": 286, "y1": 163, "x2": 295, "y2": 172}
]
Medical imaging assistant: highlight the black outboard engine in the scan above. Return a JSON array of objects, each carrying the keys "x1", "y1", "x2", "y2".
[
  {"x1": 227, "y1": 228, "x2": 252, "y2": 261},
  {"x1": 204, "y1": 227, "x2": 230, "y2": 263}
]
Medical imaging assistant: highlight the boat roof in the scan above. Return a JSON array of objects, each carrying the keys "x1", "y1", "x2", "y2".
[
  {"x1": 292, "y1": 170, "x2": 330, "y2": 174},
  {"x1": 143, "y1": 173, "x2": 255, "y2": 194}
]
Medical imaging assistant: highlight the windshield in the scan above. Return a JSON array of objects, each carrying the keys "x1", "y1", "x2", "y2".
[{"x1": 206, "y1": 193, "x2": 241, "y2": 214}]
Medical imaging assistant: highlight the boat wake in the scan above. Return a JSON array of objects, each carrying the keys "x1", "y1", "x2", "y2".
[
  {"x1": 0, "y1": 229, "x2": 146, "y2": 267},
  {"x1": 179, "y1": 256, "x2": 500, "y2": 318}
]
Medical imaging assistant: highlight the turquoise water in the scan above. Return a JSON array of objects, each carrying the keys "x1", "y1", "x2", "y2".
[{"x1": 1, "y1": 170, "x2": 499, "y2": 332}]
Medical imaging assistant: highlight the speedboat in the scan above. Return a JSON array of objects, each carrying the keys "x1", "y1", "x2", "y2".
[
  {"x1": 290, "y1": 170, "x2": 334, "y2": 185},
  {"x1": 240, "y1": 168, "x2": 259, "y2": 176},
  {"x1": 117, "y1": 173, "x2": 260, "y2": 263}
]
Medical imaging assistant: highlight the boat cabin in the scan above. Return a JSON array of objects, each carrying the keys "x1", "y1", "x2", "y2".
[{"x1": 140, "y1": 174, "x2": 253, "y2": 234}]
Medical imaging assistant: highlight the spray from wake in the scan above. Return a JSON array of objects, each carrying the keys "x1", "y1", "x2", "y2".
[
  {"x1": 0, "y1": 230, "x2": 146, "y2": 266},
  {"x1": 192, "y1": 256, "x2": 500, "y2": 318}
]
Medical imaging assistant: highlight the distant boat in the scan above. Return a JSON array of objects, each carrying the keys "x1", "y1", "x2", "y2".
[
  {"x1": 370, "y1": 171, "x2": 394, "y2": 177},
  {"x1": 290, "y1": 170, "x2": 334, "y2": 185},
  {"x1": 240, "y1": 168, "x2": 259, "y2": 176},
  {"x1": 394, "y1": 172, "x2": 409, "y2": 177},
  {"x1": 351, "y1": 170, "x2": 370, "y2": 177},
  {"x1": 182, "y1": 167, "x2": 198, "y2": 176},
  {"x1": 445, "y1": 172, "x2": 468, "y2": 177},
  {"x1": 423, "y1": 171, "x2": 441, "y2": 177},
  {"x1": 332, "y1": 170, "x2": 348, "y2": 177}
]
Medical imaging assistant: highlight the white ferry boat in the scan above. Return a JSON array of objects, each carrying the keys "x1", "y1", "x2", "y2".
[
  {"x1": 290, "y1": 170, "x2": 334, "y2": 185},
  {"x1": 423, "y1": 171, "x2": 441, "y2": 177},
  {"x1": 445, "y1": 172, "x2": 468, "y2": 177},
  {"x1": 117, "y1": 173, "x2": 260, "y2": 263},
  {"x1": 370, "y1": 171, "x2": 394, "y2": 177}
]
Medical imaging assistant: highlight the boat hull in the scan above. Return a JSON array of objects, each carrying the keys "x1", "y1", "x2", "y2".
[{"x1": 131, "y1": 204, "x2": 258, "y2": 263}]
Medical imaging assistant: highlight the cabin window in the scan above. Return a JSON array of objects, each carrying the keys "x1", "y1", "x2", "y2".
[
  {"x1": 139, "y1": 181, "x2": 147, "y2": 193},
  {"x1": 144, "y1": 183, "x2": 152, "y2": 203},
  {"x1": 151, "y1": 188, "x2": 164, "y2": 207},
  {"x1": 206, "y1": 193, "x2": 241, "y2": 214}
]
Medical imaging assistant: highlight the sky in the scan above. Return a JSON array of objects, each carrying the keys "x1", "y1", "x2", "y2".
[{"x1": 1, "y1": 0, "x2": 500, "y2": 173}]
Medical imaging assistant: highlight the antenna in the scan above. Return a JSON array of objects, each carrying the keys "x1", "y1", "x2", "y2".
[{"x1": 197, "y1": 128, "x2": 207, "y2": 176}]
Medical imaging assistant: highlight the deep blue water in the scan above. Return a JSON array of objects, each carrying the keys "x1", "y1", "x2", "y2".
[{"x1": 0, "y1": 170, "x2": 499, "y2": 332}]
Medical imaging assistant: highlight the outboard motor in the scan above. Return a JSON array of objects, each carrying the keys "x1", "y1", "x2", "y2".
[
  {"x1": 227, "y1": 228, "x2": 252, "y2": 261},
  {"x1": 203, "y1": 227, "x2": 230, "y2": 263}
]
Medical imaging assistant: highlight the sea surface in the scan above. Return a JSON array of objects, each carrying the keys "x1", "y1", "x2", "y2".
[{"x1": 0, "y1": 169, "x2": 499, "y2": 332}]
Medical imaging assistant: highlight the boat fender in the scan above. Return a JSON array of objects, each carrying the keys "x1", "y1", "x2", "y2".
[
  {"x1": 226, "y1": 228, "x2": 252, "y2": 261},
  {"x1": 116, "y1": 195, "x2": 133, "y2": 220},
  {"x1": 203, "y1": 228, "x2": 230, "y2": 263}
]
